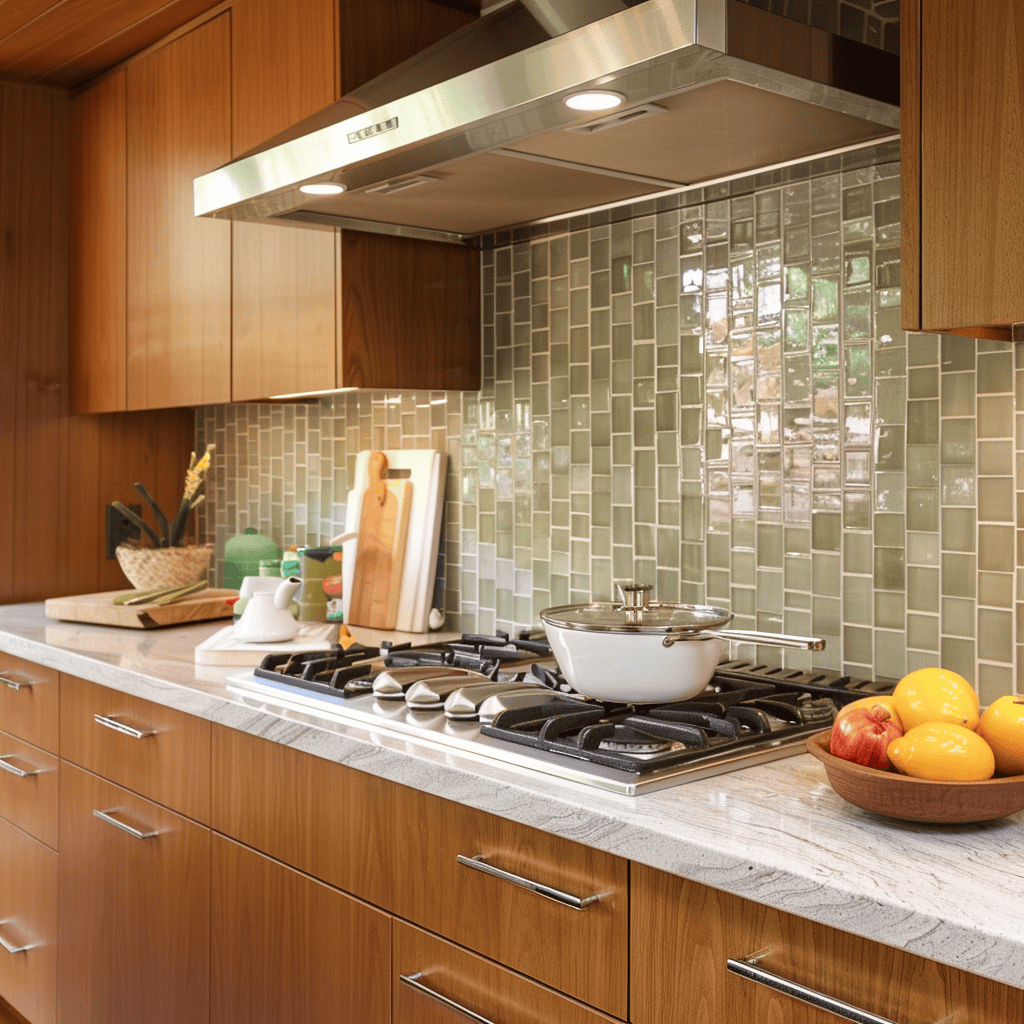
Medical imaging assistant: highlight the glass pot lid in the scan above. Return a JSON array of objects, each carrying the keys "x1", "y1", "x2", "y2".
[{"x1": 539, "y1": 583, "x2": 735, "y2": 635}]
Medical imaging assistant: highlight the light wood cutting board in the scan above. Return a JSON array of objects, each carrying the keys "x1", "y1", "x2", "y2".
[
  {"x1": 346, "y1": 452, "x2": 412, "y2": 630},
  {"x1": 45, "y1": 589, "x2": 238, "y2": 629}
]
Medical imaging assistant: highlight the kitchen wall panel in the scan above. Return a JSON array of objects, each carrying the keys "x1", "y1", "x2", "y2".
[
  {"x1": 196, "y1": 138, "x2": 1023, "y2": 703},
  {"x1": 734, "y1": 0, "x2": 900, "y2": 53}
]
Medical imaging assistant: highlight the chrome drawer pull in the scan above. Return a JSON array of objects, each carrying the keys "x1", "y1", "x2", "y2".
[
  {"x1": 0, "y1": 921, "x2": 37, "y2": 954},
  {"x1": 93, "y1": 808, "x2": 160, "y2": 840},
  {"x1": 727, "y1": 951, "x2": 903, "y2": 1024},
  {"x1": 0, "y1": 671, "x2": 36, "y2": 691},
  {"x1": 0, "y1": 754, "x2": 42, "y2": 778},
  {"x1": 400, "y1": 972, "x2": 496, "y2": 1024},
  {"x1": 94, "y1": 714, "x2": 156, "y2": 739},
  {"x1": 456, "y1": 853, "x2": 608, "y2": 910}
]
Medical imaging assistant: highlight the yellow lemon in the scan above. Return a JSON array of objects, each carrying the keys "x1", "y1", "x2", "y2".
[
  {"x1": 977, "y1": 695, "x2": 1024, "y2": 776},
  {"x1": 892, "y1": 667, "x2": 979, "y2": 732},
  {"x1": 888, "y1": 723, "x2": 995, "y2": 782}
]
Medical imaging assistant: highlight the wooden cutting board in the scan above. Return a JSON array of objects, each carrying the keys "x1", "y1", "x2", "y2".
[
  {"x1": 346, "y1": 452, "x2": 412, "y2": 630},
  {"x1": 45, "y1": 589, "x2": 238, "y2": 629}
]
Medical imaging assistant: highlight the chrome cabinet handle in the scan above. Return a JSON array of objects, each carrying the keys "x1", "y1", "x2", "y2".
[
  {"x1": 400, "y1": 972, "x2": 497, "y2": 1024},
  {"x1": 456, "y1": 853, "x2": 609, "y2": 910},
  {"x1": 0, "y1": 671, "x2": 37, "y2": 691},
  {"x1": 94, "y1": 714, "x2": 156, "y2": 739},
  {"x1": 0, "y1": 754, "x2": 42, "y2": 778},
  {"x1": 0, "y1": 921, "x2": 36, "y2": 954},
  {"x1": 727, "y1": 951, "x2": 903, "y2": 1024},
  {"x1": 93, "y1": 808, "x2": 160, "y2": 840}
]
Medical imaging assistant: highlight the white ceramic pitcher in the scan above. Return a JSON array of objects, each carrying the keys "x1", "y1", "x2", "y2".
[{"x1": 233, "y1": 576, "x2": 302, "y2": 642}]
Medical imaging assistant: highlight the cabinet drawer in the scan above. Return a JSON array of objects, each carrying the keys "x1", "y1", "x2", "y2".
[
  {"x1": 390, "y1": 785, "x2": 628, "y2": 1019},
  {"x1": 394, "y1": 920, "x2": 621, "y2": 1024},
  {"x1": 631, "y1": 866, "x2": 1024, "y2": 1024},
  {"x1": 0, "y1": 654, "x2": 58, "y2": 753},
  {"x1": 0, "y1": 731, "x2": 58, "y2": 850},
  {"x1": 210, "y1": 725, "x2": 396, "y2": 908},
  {"x1": 59, "y1": 674, "x2": 210, "y2": 823},
  {"x1": 212, "y1": 834, "x2": 391, "y2": 1024},
  {"x1": 0, "y1": 816, "x2": 57, "y2": 1024}
]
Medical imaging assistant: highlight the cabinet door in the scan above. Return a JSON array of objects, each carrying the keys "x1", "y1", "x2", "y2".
[
  {"x1": 0, "y1": 731, "x2": 58, "y2": 850},
  {"x1": 631, "y1": 866, "x2": 1024, "y2": 1024},
  {"x1": 0, "y1": 817, "x2": 57, "y2": 1024},
  {"x1": 211, "y1": 833, "x2": 391, "y2": 1024},
  {"x1": 69, "y1": 71, "x2": 127, "y2": 414},
  {"x1": 904, "y1": 0, "x2": 1024, "y2": 334},
  {"x1": 58, "y1": 761, "x2": 210, "y2": 1024},
  {"x1": 394, "y1": 920, "x2": 621, "y2": 1024},
  {"x1": 0, "y1": 655, "x2": 58, "y2": 754},
  {"x1": 231, "y1": 0, "x2": 338, "y2": 402},
  {"x1": 126, "y1": 13, "x2": 231, "y2": 409}
]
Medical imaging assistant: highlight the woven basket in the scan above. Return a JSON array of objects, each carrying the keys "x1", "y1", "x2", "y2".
[{"x1": 115, "y1": 543, "x2": 214, "y2": 591}]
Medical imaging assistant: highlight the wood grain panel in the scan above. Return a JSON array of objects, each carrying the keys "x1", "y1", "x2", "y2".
[
  {"x1": 920, "y1": 0, "x2": 1024, "y2": 331},
  {"x1": 0, "y1": 0, "x2": 226, "y2": 89},
  {"x1": 70, "y1": 71, "x2": 126, "y2": 413},
  {"x1": 0, "y1": 817, "x2": 57, "y2": 1024},
  {"x1": 0, "y1": 731, "x2": 58, "y2": 850},
  {"x1": 59, "y1": 673, "x2": 211, "y2": 823},
  {"x1": 210, "y1": 724, "x2": 396, "y2": 908},
  {"x1": 0, "y1": 995, "x2": 32, "y2": 1024},
  {"x1": 126, "y1": 13, "x2": 231, "y2": 409},
  {"x1": 0, "y1": 654, "x2": 58, "y2": 754},
  {"x1": 211, "y1": 834, "x2": 391, "y2": 1024},
  {"x1": 394, "y1": 920, "x2": 622, "y2": 1024},
  {"x1": 390, "y1": 783, "x2": 629, "y2": 1018},
  {"x1": 631, "y1": 866, "x2": 1024, "y2": 1024},
  {"x1": 340, "y1": 0, "x2": 478, "y2": 94},
  {"x1": 340, "y1": 232, "x2": 480, "y2": 391},
  {"x1": 58, "y1": 761, "x2": 210, "y2": 1024},
  {"x1": 900, "y1": 0, "x2": 920, "y2": 330},
  {"x1": 231, "y1": 0, "x2": 337, "y2": 157}
]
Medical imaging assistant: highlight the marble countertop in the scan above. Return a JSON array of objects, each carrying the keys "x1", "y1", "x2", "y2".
[{"x1": 2, "y1": 603, "x2": 1022, "y2": 992}]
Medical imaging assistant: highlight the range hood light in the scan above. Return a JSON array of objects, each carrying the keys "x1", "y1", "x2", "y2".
[
  {"x1": 299, "y1": 182, "x2": 346, "y2": 196},
  {"x1": 564, "y1": 90, "x2": 625, "y2": 111}
]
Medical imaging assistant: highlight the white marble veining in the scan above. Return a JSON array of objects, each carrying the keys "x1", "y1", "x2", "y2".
[{"x1": 3, "y1": 603, "x2": 1022, "y2": 991}]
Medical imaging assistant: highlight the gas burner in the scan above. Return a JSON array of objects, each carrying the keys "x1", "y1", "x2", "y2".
[{"x1": 597, "y1": 726, "x2": 675, "y2": 755}]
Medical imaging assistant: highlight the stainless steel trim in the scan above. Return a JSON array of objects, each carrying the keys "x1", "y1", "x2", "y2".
[
  {"x1": 727, "y1": 952, "x2": 902, "y2": 1024},
  {"x1": 93, "y1": 714, "x2": 156, "y2": 739},
  {"x1": 0, "y1": 754, "x2": 42, "y2": 778},
  {"x1": 93, "y1": 808, "x2": 160, "y2": 840},
  {"x1": 456, "y1": 853, "x2": 608, "y2": 909},
  {"x1": 0, "y1": 922, "x2": 36, "y2": 955},
  {"x1": 0, "y1": 671, "x2": 36, "y2": 690},
  {"x1": 400, "y1": 972, "x2": 497, "y2": 1024},
  {"x1": 663, "y1": 629, "x2": 826, "y2": 650}
]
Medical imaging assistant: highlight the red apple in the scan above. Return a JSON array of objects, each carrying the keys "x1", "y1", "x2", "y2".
[{"x1": 829, "y1": 703, "x2": 904, "y2": 770}]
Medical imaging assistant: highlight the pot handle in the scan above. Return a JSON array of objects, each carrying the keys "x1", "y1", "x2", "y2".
[{"x1": 663, "y1": 630, "x2": 825, "y2": 651}]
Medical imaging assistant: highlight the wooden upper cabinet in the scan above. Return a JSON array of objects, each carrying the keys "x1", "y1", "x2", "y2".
[
  {"x1": 903, "y1": 0, "x2": 1024, "y2": 336},
  {"x1": 126, "y1": 13, "x2": 232, "y2": 409},
  {"x1": 69, "y1": 72, "x2": 127, "y2": 414},
  {"x1": 231, "y1": 0, "x2": 339, "y2": 402}
]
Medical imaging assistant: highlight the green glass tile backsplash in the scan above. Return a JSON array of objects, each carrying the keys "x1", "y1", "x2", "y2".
[{"x1": 196, "y1": 139, "x2": 1023, "y2": 701}]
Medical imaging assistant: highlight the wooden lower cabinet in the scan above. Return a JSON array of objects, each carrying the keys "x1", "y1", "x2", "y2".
[
  {"x1": 631, "y1": 865, "x2": 1024, "y2": 1024},
  {"x1": 0, "y1": 733, "x2": 57, "y2": 851},
  {"x1": 57, "y1": 761, "x2": 210, "y2": 1024},
  {"x1": 393, "y1": 920, "x2": 621, "y2": 1024},
  {"x1": 211, "y1": 834, "x2": 391, "y2": 1024},
  {"x1": 0, "y1": 818, "x2": 57, "y2": 1024}
]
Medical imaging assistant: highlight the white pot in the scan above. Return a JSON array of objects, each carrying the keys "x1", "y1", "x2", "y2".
[{"x1": 540, "y1": 585, "x2": 825, "y2": 704}]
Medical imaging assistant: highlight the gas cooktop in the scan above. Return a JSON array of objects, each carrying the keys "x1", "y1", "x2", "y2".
[{"x1": 226, "y1": 632, "x2": 897, "y2": 795}]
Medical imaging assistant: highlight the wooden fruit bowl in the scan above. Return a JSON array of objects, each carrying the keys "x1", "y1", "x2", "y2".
[{"x1": 805, "y1": 731, "x2": 1024, "y2": 824}]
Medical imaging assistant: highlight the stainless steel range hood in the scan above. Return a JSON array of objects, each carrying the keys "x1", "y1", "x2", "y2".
[{"x1": 194, "y1": 0, "x2": 899, "y2": 245}]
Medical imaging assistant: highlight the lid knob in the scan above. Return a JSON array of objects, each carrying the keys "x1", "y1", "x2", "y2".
[{"x1": 617, "y1": 582, "x2": 652, "y2": 623}]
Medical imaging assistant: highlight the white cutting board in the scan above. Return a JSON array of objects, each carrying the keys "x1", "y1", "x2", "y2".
[
  {"x1": 194, "y1": 623, "x2": 339, "y2": 665},
  {"x1": 341, "y1": 449, "x2": 447, "y2": 633}
]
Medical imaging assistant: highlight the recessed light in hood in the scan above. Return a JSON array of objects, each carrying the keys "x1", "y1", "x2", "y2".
[
  {"x1": 195, "y1": 0, "x2": 899, "y2": 245},
  {"x1": 564, "y1": 90, "x2": 626, "y2": 111},
  {"x1": 299, "y1": 183, "x2": 345, "y2": 195}
]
